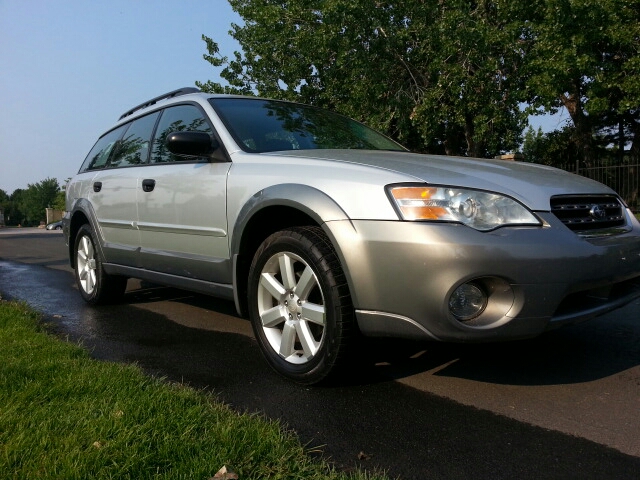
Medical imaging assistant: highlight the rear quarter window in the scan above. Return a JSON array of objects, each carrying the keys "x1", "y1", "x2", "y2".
[{"x1": 79, "y1": 125, "x2": 127, "y2": 172}]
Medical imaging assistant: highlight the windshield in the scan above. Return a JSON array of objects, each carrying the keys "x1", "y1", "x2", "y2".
[{"x1": 209, "y1": 98, "x2": 406, "y2": 153}]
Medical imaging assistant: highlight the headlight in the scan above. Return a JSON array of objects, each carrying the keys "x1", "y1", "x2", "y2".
[{"x1": 387, "y1": 185, "x2": 540, "y2": 231}]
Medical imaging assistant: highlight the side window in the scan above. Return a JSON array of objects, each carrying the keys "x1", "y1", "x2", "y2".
[
  {"x1": 108, "y1": 112, "x2": 160, "y2": 168},
  {"x1": 79, "y1": 125, "x2": 127, "y2": 172},
  {"x1": 151, "y1": 105, "x2": 213, "y2": 163}
]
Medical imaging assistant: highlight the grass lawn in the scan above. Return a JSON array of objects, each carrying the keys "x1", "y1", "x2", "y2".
[{"x1": 0, "y1": 300, "x2": 385, "y2": 480}]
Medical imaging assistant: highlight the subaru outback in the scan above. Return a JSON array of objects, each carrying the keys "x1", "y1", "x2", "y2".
[{"x1": 63, "y1": 87, "x2": 640, "y2": 384}]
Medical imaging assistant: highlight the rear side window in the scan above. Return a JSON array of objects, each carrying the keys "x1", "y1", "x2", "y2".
[
  {"x1": 79, "y1": 125, "x2": 127, "y2": 172},
  {"x1": 151, "y1": 104, "x2": 213, "y2": 163},
  {"x1": 107, "y1": 112, "x2": 160, "y2": 168}
]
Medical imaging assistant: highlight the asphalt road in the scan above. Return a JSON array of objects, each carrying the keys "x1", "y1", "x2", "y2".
[{"x1": 1, "y1": 228, "x2": 639, "y2": 479}]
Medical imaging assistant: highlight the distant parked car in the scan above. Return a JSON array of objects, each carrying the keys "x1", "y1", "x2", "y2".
[
  {"x1": 46, "y1": 220, "x2": 63, "y2": 230},
  {"x1": 63, "y1": 87, "x2": 640, "y2": 384}
]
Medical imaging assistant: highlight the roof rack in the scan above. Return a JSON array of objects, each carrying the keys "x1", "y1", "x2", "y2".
[{"x1": 118, "y1": 87, "x2": 201, "y2": 120}]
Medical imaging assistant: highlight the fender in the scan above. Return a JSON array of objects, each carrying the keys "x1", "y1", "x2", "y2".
[
  {"x1": 230, "y1": 183, "x2": 353, "y2": 256},
  {"x1": 66, "y1": 198, "x2": 106, "y2": 268},
  {"x1": 229, "y1": 183, "x2": 358, "y2": 317}
]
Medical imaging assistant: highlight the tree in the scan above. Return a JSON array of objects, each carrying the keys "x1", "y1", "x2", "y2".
[
  {"x1": 0, "y1": 189, "x2": 8, "y2": 213},
  {"x1": 7, "y1": 189, "x2": 25, "y2": 226},
  {"x1": 19, "y1": 178, "x2": 61, "y2": 226},
  {"x1": 52, "y1": 178, "x2": 71, "y2": 212},
  {"x1": 526, "y1": 0, "x2": 640, "y2": 166},
  {"x1": 198, "y1": 0, "x2": 533, "y2": 157},
  {"x1": 521, "y1": 125, "x2": 580, "y2": 169},
  {"x1": 521, "y1": 126, "x2": 546, "y2": 164},
  {"x1": 52, "y1": 189, "x2": 66, "y2": 212},
  {"x1": 0, "y1": 189, "x2": 8, "y2": 225}
]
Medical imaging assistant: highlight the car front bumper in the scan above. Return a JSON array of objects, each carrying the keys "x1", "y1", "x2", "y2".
[{"x1": 325, "y1": 212, "x2": 640, "y2": 342}]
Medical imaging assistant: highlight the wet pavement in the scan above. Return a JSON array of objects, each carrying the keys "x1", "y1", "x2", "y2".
[{"x1": 1, "y1": 228, "x2": 640, "y2": 479}]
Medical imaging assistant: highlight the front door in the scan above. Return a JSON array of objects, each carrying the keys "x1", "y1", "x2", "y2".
[{"x1": 136, "y1": 104, "x2": 231, "y2": 283}]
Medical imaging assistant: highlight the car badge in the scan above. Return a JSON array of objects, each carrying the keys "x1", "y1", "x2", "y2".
[{"x1": 589, "y1": 204, "x2": 607, "y2": 220}]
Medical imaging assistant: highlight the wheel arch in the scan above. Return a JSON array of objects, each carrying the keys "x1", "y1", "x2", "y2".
[
  {"x1": 67, "y1": 199, "x2": 103, "y2": 269},
  {"x1": 231, "y1": 184, "x2": 352, "y2": 318}
]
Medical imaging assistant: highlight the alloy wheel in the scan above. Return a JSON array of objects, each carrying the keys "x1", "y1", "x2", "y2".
[
  {"x1": 256, "y1": 251, "x2": 326, "y2": 364},
  {"x1": 76, "y1": 234, "x2": 97, "y2": 295}
]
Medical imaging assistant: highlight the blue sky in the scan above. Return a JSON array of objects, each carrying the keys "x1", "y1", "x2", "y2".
[
  {"x1": 0, "y1": 0, "x2": 242, "y2": 194},
  {"x1": 0, "y1": 1, "x2": 567, "y2": 195}
]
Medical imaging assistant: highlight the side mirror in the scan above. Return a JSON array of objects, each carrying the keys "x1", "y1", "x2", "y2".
[{"x1": 165, "y1": 131, "x2": 219, "y2": 157}]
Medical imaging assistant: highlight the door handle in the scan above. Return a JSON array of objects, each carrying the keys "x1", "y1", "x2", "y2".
[
  {"x1": 141, "y1": 179, "x2": 156, "y2": 192},
  {"x1": 93, "y1": 181, "x2": 102, "y2": 192}
]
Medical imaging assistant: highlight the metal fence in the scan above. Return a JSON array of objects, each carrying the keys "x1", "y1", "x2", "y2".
[{"x1": 558, "y1": 162, "x2": 640, "y2": 213}]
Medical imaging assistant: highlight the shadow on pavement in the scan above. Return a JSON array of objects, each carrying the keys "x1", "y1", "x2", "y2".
[
  {"x1": 117, "y1": 282, "x2": 640, "y2": 388},
  {"x1": 42, "y1": 286, "x2": 640, "y2": 480}
]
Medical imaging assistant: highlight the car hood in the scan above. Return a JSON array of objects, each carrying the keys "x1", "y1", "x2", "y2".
[{"x1": 270, "y1": 149, "x2": 616, "y2": 211}]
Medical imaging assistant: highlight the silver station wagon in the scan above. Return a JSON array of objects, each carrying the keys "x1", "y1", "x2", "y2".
[{"x1": 64, "y1": 88, "x2": 640, "y2": 384}]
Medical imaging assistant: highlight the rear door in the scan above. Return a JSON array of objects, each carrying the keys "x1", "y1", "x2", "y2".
[
  {"x1": 87, "y1": 112, "x2": 160, "y2": 267},
  {"x1": 80, "y1": 123, "x2": 138, "y2": 266}
]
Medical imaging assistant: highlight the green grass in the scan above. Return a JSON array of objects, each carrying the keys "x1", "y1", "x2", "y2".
[{"x1": 0, "y1": 300, "x2": 385, "y2": 480}]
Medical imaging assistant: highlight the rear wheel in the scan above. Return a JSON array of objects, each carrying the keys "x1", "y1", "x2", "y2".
[
  {"x1": 248, "y1": 226, "x2": 355, "y2": 384},
  {"x1": 74, "y1": 224, "x2": 127, "y2": 304}
]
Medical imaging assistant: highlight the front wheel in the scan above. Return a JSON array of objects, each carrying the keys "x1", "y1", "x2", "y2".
[
  {"x1": 74, "y1": 224, "x2": 127, "y2": 305},
  {"x1": 248, "y1": 227, "x2": 355, "y2": 384}
]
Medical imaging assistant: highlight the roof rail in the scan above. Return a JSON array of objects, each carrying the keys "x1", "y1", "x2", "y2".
[{"x1": 118, "y1": 87, "x2": 201, "y2": 120}]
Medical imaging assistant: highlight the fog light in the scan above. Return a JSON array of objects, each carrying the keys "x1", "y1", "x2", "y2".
[{"x1": 449, "y1": 283, "x2": 487, "y2": 321}]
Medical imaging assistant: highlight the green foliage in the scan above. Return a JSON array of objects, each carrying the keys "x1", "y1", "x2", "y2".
[
  {"x1": 527, "y1": 0, "x2": 640, "y2": 115},
  {"x1": 525, "y1": 0, "x2": 640, "y2": 163},
  {"x1": 521, "y1": 125, "x2": 580, "y2": 168},
  {"x1": 0, "y1": 189, "x2": 9, "y2": 223},
  {"x1": 522, "y1": 127, "x2": 546, "y2": 164},
  {"x1": 6, "y1": 178, "x2": 64, "y2": 226},
  {"x1": 199, "y1": 0, "x2": 640, "y2": 165},
  {"x1": 0, "y1": 178, "x2": 72, "y2": 227},
  {"x1": 198, "y1": 0, "x2": 532, "y2": 157},
  {"x1": 1, "y1": 189, "x2": 25, "y2": 226},
  {"x1": 0, "y1": 300, "x2": 384, "y2": 480},
  {"x1": 52, "y1": 190, "x2": 66, "y2": 212},
  {"x1": 52, "y1": 178, "x2": 71, "y2": 212}
]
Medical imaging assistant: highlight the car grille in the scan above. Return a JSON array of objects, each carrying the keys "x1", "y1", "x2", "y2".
[{"x1": 550, "y1": 195, "x2": 626, "y2": 232}]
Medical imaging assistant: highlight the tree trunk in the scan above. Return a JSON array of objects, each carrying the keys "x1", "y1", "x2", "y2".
[
  {"x1": 444, "y1": 124, "x2": 463, "y2": 156},
  {"x1": 631, "y1": 119, "x2": 640, "y2": 164},
  {"x1": 618, "y1": 116, "x2": 625, "y2": 164},
  {"x1": 561, "y1": 86, "x2": 593, "y2": 169},
  {"x1": 464, "y1": 113, "x2": 479, "y2": 158},
  {"x1": 630, "y1": 120, "x2": 640, "y2": 209}
]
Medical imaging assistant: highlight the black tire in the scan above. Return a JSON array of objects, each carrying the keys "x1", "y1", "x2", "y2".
[
  {"x1": 248, "y1": 226, "x2": 355, "y2": 384},
  {"x1": 73, "y1": 224, "x2": 127, "y2": 305}
]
